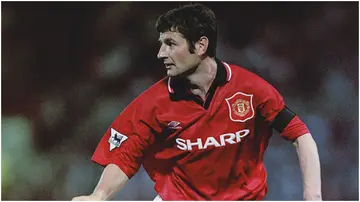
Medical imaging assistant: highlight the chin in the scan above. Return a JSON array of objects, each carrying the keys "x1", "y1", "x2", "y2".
[{"x1": 167, "y1": 70, "x2": 178, "y2": 77}]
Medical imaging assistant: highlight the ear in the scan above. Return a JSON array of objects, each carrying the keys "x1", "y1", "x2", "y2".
[{"x1": 195, "y1": 36, "x2": 209, "y2": 56}]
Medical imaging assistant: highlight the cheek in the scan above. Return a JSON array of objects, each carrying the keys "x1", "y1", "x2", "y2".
[{"x1": 172, "y1": 48, "x2": 191, "y2": 63}]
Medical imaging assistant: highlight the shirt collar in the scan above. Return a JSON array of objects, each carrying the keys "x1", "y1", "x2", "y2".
[{"x1": 167, "y1": 58, "x2": 232, "y2": 95}]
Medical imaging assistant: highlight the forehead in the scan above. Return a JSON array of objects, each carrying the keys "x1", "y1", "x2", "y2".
[{"x1": 158, "y1": 31, "x2": 185, "y2": 42}]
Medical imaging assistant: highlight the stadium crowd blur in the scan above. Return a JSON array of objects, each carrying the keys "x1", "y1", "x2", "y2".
[{"x1": 2, "y1": 2, "x2": 358, "y2": 200}]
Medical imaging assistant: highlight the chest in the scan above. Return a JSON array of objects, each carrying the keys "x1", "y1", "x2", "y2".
[{"x1": 156, "y1": 89, "x2": 257, "y2": 151}]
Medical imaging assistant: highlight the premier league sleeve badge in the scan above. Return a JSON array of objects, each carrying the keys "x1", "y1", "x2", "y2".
[{"x1": 108, "y1": 128, "x2": 128, "y2": 151}]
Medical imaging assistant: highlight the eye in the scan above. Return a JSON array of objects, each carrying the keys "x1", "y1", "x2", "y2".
[
  {"x1": 163, "y1": 39, "x2": 177, "y2": 47},
  {"x1": 166, "y1": 41, "x2": 175, "y2": 47}
]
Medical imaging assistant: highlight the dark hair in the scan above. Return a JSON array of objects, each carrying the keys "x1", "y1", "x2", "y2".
[{"x1": 156, "y1": 4, "x2": 217, "y2": 57}]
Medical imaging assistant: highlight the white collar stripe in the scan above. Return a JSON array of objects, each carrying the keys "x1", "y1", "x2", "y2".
[
  {"x1": 168, "y1": 77, "x2": 174, "y2": 93},
  {"x1": 223, "y1": 62, "x2": 232, "y2": 81}
]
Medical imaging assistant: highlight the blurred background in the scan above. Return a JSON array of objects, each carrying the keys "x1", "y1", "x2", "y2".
[{"x1": 1, "y1": 2, "x2": 358, "y2": 200}]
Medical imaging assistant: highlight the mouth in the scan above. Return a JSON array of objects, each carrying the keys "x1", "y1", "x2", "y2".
[{"x1": 164, "y1": 63, "x2": 175, "y2": 69}]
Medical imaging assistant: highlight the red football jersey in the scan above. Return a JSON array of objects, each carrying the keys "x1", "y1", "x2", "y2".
[{"x1": 92, "y1": 59, "x2": 310, "y2": 200}]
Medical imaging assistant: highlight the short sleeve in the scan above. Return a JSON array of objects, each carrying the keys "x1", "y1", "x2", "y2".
[
  {"x1": 254, "y1": 79, "x2": 285, "y2": 123},
  {"x1": 91, "y1": 98, "x2": 159, "y2": 179},
  {"x1": 253, "y1": 77, "x2": 310, "y2": 141},
  {"x1": 280, "y1": 116, "x2": 310, "y2": 141}
]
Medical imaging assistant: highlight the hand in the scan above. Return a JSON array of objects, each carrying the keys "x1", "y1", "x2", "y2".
[{"x1": 72, "y1": 194, "x2": 104, "y2": 201}]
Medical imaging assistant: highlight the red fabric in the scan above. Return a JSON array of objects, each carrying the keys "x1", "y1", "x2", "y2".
[
  {"x1": 280, "y1": 116, "x2": 310, "y2": 141},
  {"x1": 91, "y1": 85, "x2": 162, "y2": 179},
  {"x1": 91, "y1": 62, "x2": 308, "y2": 200}
]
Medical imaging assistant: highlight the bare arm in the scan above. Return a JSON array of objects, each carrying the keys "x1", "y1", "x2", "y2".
[
  {"x1": 294, "y1": 133, "x2": 322, "y2": 200},
  {"x1": 72, "y1": 164, "x2": 129, "y2": 201}
]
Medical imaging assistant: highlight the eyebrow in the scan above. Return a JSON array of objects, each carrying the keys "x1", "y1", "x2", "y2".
[{"x1": 158, "y1": 38, "x2": 176, "y2": 43}]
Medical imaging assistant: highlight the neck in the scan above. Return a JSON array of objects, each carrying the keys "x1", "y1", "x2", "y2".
[{"x1": 186, "y1": 57, "x2": 217, "y2": 99}]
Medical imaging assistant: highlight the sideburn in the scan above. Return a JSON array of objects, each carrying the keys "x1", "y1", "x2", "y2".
[{"x1": 187, "y1": 40, "x2": 196, "y2": 54}]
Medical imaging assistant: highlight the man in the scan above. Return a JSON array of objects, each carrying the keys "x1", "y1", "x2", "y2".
[{"x1": 72, "y1": 4, "x2": 321, "y2": 201}]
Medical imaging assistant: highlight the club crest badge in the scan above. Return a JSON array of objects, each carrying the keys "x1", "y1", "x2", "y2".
[{"x1": 225, "y1": 92, "x2": 254, "y2": 122}]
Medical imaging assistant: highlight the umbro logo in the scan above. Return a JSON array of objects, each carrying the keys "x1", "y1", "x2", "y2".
[
  {"x1": 108, "y1": 128, "x2": 128, "y2": 151},
  {"x1": 167, "y1": 121, "x2": 182, "y2": 130}
]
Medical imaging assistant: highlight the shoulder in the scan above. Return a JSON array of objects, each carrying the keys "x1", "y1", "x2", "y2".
[
  {"x1": 127, "y1": 77, "x2": 169, "y2": 110},
  {"x1": 225, "y1": 63, "x2": 282, "y2": 103},
  {"x1": 111, "y1": 77, "x2": 169, "y2": 128},
  {"x1": 227, "y1": 63, "x2": 274, "y2": 89}
]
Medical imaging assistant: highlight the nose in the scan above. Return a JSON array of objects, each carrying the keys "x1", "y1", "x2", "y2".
[{"x1": 157, "y1": 44, "x2": 167, "y2": 60}]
